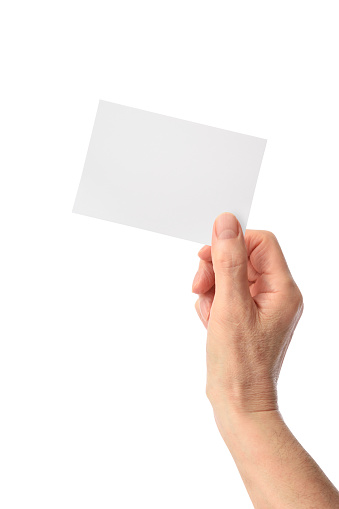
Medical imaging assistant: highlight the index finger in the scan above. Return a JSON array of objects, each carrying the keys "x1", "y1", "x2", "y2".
[
  {"x1": 198, "y1": 245, "x2": 212, "y2": 262},
  {"x1": 245, "y1": 230, "x2": 292, "y2": 277},
  {"x1": 199, "y1": 232, "x2": 291, "y2": 276}
]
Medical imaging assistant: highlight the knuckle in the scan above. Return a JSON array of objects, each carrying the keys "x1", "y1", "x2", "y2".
[
  {"x1": 262, "y1": 230, "x2": 278, "y2": 243},
  {"x1": 294, "y1": 287, "x2": 304, "y2": 309},
  {"x1": 213, "y1": 250, "x2": 247, "y2": 270},
  {"x1": 286, "y1": 280, "x2": 304, "y2": 312}
]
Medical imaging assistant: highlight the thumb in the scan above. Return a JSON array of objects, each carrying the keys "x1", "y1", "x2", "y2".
[{"x1": 211, "y1": 212, "x2": 252, "y2": 308}]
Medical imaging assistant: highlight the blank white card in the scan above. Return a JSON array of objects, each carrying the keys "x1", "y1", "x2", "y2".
[{"x1": 73, "y1": 100, "x2": 266, "y2": 245}]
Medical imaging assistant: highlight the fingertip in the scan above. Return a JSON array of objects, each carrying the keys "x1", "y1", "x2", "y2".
[
  {"x1": 198, "y1": 245, "x2": 212, "y2": 261},
  {"x1": 192, "y1": 283, "x2": 199, "y2": 294},
  {"x1": 199, "y1": 296, "x2": 210, "y2": 322},
  {"x1": 197, "y1": 246, "x2": 205, "y2": 256},
  {"x1": 195, "y1": 297, "x2": 209, "y2": 329}
]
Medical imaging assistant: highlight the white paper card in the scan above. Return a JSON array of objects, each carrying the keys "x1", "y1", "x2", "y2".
[{"x1": 73, "y1": 100, "x2": 266, "y2": 245}]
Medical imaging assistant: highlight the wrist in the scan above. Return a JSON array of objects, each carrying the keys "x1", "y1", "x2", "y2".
[
  {"x1": 206, "y1": 379, "x2": 279, "y2": 415},
  {"x1": 210, "y1": 399, "x2": 284, "y2": 450}
]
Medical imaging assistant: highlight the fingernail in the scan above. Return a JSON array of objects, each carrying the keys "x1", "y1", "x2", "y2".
[
  {"x1": 215, "y1": 213, "x2": 238, "y2": 239},
  {"x1": 199, "y1": 297, "x2": 210, "y2": 322},
  {"x1": 192, "y1": 271, "x2": 200, "y2": 290}
]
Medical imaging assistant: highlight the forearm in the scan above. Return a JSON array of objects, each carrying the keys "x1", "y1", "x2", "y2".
[{"x1": 212, "y1": 403, "x2": 339, "y2": 508}]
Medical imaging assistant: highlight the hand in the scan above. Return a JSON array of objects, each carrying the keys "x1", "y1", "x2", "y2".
[{"x1": 192, "y1": 212, "x2": 304, "y2": 414}]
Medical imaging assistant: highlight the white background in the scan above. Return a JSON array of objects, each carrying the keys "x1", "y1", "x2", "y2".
[{"x1": 1, "y1": 1, "x2": 338, "y2": 507}]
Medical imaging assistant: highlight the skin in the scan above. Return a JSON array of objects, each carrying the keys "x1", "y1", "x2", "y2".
[{"x1": 192, "y1": 212, "x2": 339, "y2": 508}]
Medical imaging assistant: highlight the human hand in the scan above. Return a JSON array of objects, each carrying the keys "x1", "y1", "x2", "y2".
[{"x1": 192, "y1": 212, "x2": 304, "y2": 414}]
